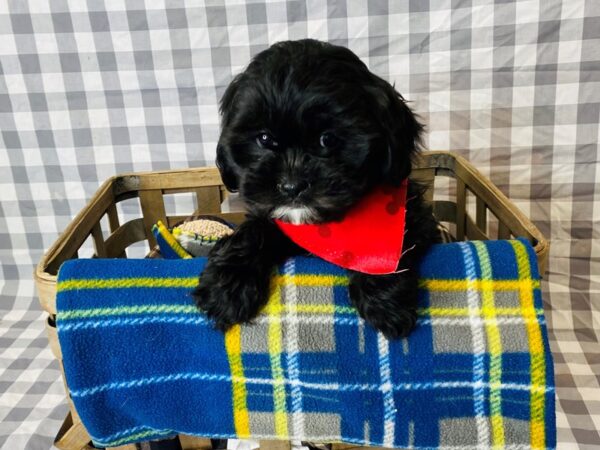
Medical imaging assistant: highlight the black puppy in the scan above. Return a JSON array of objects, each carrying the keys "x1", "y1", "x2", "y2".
[{"x1": 193, "y1": 39, "x2": 440, "y2": 338}]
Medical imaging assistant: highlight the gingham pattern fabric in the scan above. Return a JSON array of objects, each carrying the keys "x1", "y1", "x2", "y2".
[
  {"x1": 0, "y1": 1, "x2": 598, "y2": 449},
  {"x1": 54, "y1": 240, "x2": 554, "y2": 449}
]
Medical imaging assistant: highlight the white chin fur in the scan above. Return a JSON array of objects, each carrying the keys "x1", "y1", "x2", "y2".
[{"x1": 271, "y1": 206, "x2": 316, "y2": 225}]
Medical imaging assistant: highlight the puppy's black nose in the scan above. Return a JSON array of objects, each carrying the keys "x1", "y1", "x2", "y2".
[{"x1": 278, "y1": 180, "x2": 308, "y2": 198}]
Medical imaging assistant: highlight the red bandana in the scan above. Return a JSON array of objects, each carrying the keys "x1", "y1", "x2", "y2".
[{"x1": 275, "y1": 179, "x2": 409, "y2": 274}]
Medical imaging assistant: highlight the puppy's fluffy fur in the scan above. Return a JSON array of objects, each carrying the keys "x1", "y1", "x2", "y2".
[{"x1": 193, "y1": 39, "x2": 440, "y2": 338}]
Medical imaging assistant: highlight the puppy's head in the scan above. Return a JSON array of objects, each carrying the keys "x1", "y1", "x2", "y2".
[{"x1": 216, "y1": 39, "x2": 422, "y2": 224}]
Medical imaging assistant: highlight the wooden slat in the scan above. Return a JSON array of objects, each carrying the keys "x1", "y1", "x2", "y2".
[
  {"x1": 112, "y1": 167, "x2": 223, "y2": 196},
  {"x1": 106, "y1": 203, "x2": 120, "y2": 232},
  {"x1": 475, "y1": 197, "x2": 487, "y2": 233},
  {"x1": 332, "y1": 445, "x2": 359, "y2": 450},
  {"x1": 220, "y1": 186, "x2": 228, "y2": 203},
  {"x1": 179, "y1": 435, "x2": 212, "y2": 449},
  {"x1": 498, "y1": 221, "x2": 511, "y2": 239},
  {"x1": 195, "y1": 186, "x2": 222, "y2": 214},
  {"x1": 105, "y1": 204, "x2": 128, "y2": 258},
  {"x1": 53, "y1": 413, "x2": 92, "y2": 450},
  {"x1": 139, "y1": 190, "x2": 167, "y2": 250},
  {"x1": 134, "y1": 169, "x2": 222, "y2": 190},
  {"x1": 90, "y1": 222, "x2": 107, "y2": 257},
  {"x1": 161, "y1": 187, "x2": 200, "y2": 195},
  {"x1": 104, "y1": 218, "x2": 147, "y2": 258},
  {"x1": 466, "y1": 215, "x2": 490, "y2": 241},
  {"x1": 259, "y1": 440, "x2": 291, "y2": 450},
  {"x1": 456, "y1": 178, "x2": 466, "y2": 241}
]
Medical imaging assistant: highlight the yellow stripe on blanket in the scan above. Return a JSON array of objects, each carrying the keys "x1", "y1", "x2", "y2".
[
  {"x1": 225, "y1": 325, "x2": 251, "y2": 437},
  {"x1": 58, "y1": 277, "x2": 198, "y2": 291},
  {"x1": 58, "y1": 273, "x2": 348, "y2": 292},
  {"x1": 473, "y1": 240, "x2": 504, "y2": 447},
  {"x1": 511, "y1": 240, "x2": 546, "y2": 449},
  {"x1": 418, "y1": 306, "x2": 545, "y2": 317},
  {"x1": 274, "y1": 274, "x2": 348, "y2": 287},
  {"x1": 264, "y1": 282, "x2": 289, "y2": 438},
  {"x1": 419, "y1": 279, "x2": 540, "y2": 292}
]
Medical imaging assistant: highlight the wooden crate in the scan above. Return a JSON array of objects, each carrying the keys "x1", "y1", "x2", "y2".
[{"x1": 34, "y1": 151, "x2": 548, "y2": 450}]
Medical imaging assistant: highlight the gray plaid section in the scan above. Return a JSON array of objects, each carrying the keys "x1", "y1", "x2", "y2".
[{"x1": 1, "y1": 1, "x2": 598, "y2": 449}]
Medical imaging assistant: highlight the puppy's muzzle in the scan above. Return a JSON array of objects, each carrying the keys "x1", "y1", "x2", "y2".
[{"x1": 277, "y1": 180, "x2": 309, "y2": 199}]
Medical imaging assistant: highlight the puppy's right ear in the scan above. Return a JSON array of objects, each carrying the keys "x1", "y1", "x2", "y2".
[{"x1": 216, "y1": 143, "x2": 240, "y2": 192}]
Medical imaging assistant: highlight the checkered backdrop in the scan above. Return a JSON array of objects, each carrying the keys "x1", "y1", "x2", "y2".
[{"x1": 0, "y1": 1, "x2": 598, "y2": 448}]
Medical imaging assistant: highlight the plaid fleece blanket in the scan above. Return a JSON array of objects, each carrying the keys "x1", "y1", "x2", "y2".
[{"x1": 56, "y1": 239, "x2": 555, "y2": 449}]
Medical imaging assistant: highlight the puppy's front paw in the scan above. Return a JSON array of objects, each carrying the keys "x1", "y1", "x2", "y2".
[
  {"x1": 349, "y1": 272, "x2": 418, "y2": 339},
  {"x1": 350, "y1": 287, "x2": 417, "y2": 339},
  {"x1": 192, "y1": 261, "x2": 270, "y2": 331}
]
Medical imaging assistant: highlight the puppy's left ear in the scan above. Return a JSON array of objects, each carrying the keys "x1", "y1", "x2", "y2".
[{"x1": 367, "y1": 77, "x2": 424, "y2": 186}]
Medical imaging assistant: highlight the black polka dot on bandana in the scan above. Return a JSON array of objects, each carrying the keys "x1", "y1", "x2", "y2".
[{"x1": 384, "y1": 187, "x2": 405, "y2": 215}]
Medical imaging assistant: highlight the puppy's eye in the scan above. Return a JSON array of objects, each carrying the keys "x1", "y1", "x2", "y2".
[
  {"x1": 319, "y1": 132, "x2": 339, "y2": 149},
  {"x1": 256, "y1": 132, "x2": 279, "y2": 149}
]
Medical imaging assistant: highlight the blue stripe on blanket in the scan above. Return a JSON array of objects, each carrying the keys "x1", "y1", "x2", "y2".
[{"x1": 56, "y1": 239, "x2": 555, "y2": 449}]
